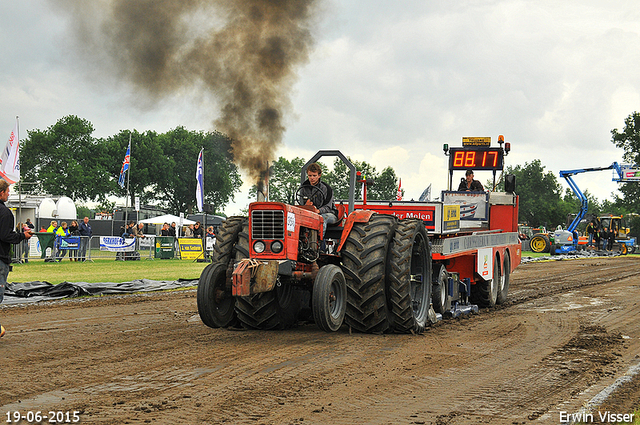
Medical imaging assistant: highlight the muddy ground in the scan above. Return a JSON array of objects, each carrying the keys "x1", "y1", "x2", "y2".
[{"x1": 2, "y1": 256, "x2": 640, "y2": 424}]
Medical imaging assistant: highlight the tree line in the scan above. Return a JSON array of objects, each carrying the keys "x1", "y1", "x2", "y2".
[
  {"x1": 497, "y1": 111, "x2": 640, "y2": 237},
  {"x1": 20, "y1": 113, "x2": 640, "y2": 236},
  {"x1": 21, "y1": 115, "x2": 242, "y2": 215}
]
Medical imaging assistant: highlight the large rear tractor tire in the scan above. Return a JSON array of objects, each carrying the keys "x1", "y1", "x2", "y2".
[
  {"x1": 211, "y1": 216, "x2": 247, "y2": 265},
  {"x1": 234, "y1": 222, "x2": 301, "y2": 330},
  {"x1": 197, "y1": 262, "x2": 237, "y2": 328},
  {"x1": 496, "y1": 251, "x2": 510, "y2": 305},
  {"x1": 312, "y1": 265, "x2": 347, "y2": 332},
  {"x1": 197, "y1": 216, "x2": 247, "y2": 329},
  {"x1": 235, "y1": 283, "x2": 302, "y2": 330},
  {"x1": 530, "y1": 233, "x2": 550, "y2": 253},
  {"x1": 341, "y1": 214, "x2": 397, "y2": 333},
  {"x1": 386, "y1": 219, "x2": 432, "y2": 334},
  {"x1": 471, "y1": 254, "x2": 500, "y2": 308}
]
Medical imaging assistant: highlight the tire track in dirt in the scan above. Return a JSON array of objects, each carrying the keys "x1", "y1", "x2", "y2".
[{"x1": 2, "y1": 258, "x2": 640, "y2": 424}]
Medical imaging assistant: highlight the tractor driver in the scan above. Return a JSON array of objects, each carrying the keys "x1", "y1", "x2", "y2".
[
  {"x1": 458, "y1": 169, "x2": 485, "y2": 192},
  {"x1": 299, "y1": 163, "x2": 339, "y2": 237}
]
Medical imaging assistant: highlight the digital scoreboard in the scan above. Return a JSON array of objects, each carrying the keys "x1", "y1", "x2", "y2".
[{"x1": 448, "y1": 147, "x2": 504, "y2": 171}]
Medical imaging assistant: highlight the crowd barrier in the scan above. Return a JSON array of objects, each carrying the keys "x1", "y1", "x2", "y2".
[{"x1": 11, "y1": 234, "x2": 217, "y2": 263}]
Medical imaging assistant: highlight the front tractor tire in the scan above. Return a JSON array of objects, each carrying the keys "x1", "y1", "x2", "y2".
[
  {"x1": 341, "y1": 214, "x2": 398, "y2": 334},
  {"x1": 197, "y1": 262, "x2": 237, "y2": 328},
  {"x1": 312, "y1": 265, "x2": 347, "y2": 332},
  {"x1": 387, "y1": 219, "x2": 432, "y2": 334}
]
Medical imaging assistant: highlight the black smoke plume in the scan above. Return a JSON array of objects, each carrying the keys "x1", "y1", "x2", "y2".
[{"x1": 57, "y1": 0, "x2": 319, "y2": 184}]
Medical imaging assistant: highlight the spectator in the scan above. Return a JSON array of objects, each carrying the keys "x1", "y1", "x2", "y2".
[
  {"x1": 47, "y1": 220, "x2": 58, "y2": 233},
  {"x1": 123, "y1": 221, "x2": 136, "y2": 238},
  {"x1": 586, "y1": 220, "x2": 595, "y2": 249},
  {"x1": 161, "y1": 223, "x2": 171, "y2": 236},
  {"x1": 55, "y1": 221, "x2": 70, "y2": 261},
  {"x1": 168, "y1": 222, "x2": 177, "y2": 237},
  {"x1": 601, "y1": 226, "x2": 610, "y2": 251},
  {"x1": 78, "y1": 217, "x2": 92, "y2": 262},
  {"x1": 0, "y1": 179, "x2": 33, "y2": 338},
  {"x1": 25, "y1": 218, "x2": 35, "y2": 230},
  {"x1": 68, "y1": 220, "x2": 80, "y2": 262},
  {"x1": 20, "y1": 222, "x2": 30, "y2": 263},
  {"x1": 193, "y1": 221, "x2": 204, "y2": 238},
  {"x1": 205, "y1": 226, "x2": 216, "y2": 252},
  {"x1": 184, "y1": 224, "x2": 194, "y2": 237},
  {"x1": 133, "y1": 223, "x2": 145, "y2": 238},
  {"x1": 15, "y1": 223, "x2": 28, "y2": 263},
  {"x1": 607, "y1": 227, "x2": 615, "y2": 251}
]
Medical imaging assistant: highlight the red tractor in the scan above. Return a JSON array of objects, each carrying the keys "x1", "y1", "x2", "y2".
[{"x1": 198, "y1": 150, "x2": 432, "y2": 333}]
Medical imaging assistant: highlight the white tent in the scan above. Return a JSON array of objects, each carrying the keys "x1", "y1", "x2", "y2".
[{"x1": 138, "y1": 214, "x2": 196, "y2": 225}]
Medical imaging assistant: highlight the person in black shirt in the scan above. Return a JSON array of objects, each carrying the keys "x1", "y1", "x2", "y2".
[
  {"x1": 0, "y1": 179, "x2": 33, "y2": 338},
  {"x1": 458, "y1": 169, "x2": 485, "y2": 191},
  {"x1": 298, "y1": 163, "x2": 338, "y2": 237}
]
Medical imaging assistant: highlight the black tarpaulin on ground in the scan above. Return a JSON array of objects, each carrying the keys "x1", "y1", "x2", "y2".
[{"x1": 2, "y1": 279, "x2": 198, "y2": 305}]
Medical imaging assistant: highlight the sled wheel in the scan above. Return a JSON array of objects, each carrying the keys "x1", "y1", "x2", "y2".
[
  {"x1": 472, "y1": 254, "x2": 500, "y2": 307},
  {"x1": 432, "y1": 264, "x2": 449, "y2": 314},
  {"x1": 497, "y1": 252, "x2": 510, "y2": 305}
]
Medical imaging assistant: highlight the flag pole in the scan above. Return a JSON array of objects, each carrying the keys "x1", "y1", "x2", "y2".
[
  {"x1": 202, "y1": 147, "x2": 207, "y2": 261},
  {"x1": 16, "y1": 116, "x2": 21, "y2": 221},
  {"x1": 125, "y1": 133, "x2": 131, "y2": 225}
]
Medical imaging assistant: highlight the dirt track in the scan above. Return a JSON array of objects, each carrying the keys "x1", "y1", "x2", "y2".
[{"x1": 2, "y1": 256, "x2": 640, "y2": 424}]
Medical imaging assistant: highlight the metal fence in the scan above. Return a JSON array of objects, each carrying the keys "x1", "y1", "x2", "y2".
[{"x1": 11, "y1": 234, "x2": 215, "y2": 263}]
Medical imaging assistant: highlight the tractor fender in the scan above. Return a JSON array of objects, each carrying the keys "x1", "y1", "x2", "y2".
[{"x1": 336, "y1": 210, "x2": 376, "y2": 253}]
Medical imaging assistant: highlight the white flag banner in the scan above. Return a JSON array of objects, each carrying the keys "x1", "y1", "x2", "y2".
[
  {"x1": 196, "y1": 148, "x2": 204, "y2": 212},
  {"x1": 0, "y1": 120, "x2": 20, "y2": 184}
]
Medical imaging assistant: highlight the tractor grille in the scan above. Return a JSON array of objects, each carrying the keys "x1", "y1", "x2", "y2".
[{"x1": 251, "y1": 210, "x2": 285, "y2": 240}]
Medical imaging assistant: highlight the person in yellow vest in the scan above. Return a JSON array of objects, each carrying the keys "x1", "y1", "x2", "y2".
[
  {"x1": 46, "y1": 221, "x2": 58, "y2": 233},
  {"x1": 55, "y1": 222, "x2": 70, "y2": 261}
]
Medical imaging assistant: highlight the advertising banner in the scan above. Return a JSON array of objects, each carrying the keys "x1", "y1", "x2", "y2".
[
  {"x1": 178, "y1": 238, "x2": 204, "y2": 260},
  {"x1": 100, "y1": 236, "x2": 136, "y2": 252},
  {"x1": 441, "y1": 191, "x2": 489, "y2": 221},
  {"x1": 58, "y1": 236, "x2": 80, "y2": 250}
]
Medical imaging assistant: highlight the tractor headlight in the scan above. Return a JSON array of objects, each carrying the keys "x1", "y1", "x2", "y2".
[
  {"x1": 254, "y1": 241, "x2": 266, "y2": 253},
  {"x1": 271, "y1": 240, "x2": 283, "y2": 253}
]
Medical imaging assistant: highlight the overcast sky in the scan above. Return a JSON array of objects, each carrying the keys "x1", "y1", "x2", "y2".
[{"x1": 1, "y1": 1, "x2": 639, "y2": 216}]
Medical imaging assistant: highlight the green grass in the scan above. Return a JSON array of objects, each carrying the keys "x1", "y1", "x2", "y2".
[
  {"x1": 521, "y1": 251, "x2": 548, "y2": 258},
  {"x1": 9, "y1": 258, "x2": 209, "y2": 285}
]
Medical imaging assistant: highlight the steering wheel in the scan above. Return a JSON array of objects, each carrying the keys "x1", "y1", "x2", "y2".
[{"x1": 295, "y1": 185, "x2": 325, "y2": 208}]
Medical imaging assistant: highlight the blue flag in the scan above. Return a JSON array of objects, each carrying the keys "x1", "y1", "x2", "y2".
[
  {"x1": 118, "y1": 142, "x2": 130, "y2": 189},
  {"x1": 196, "y1": 148, "x2": 204, "y2": 212}
]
